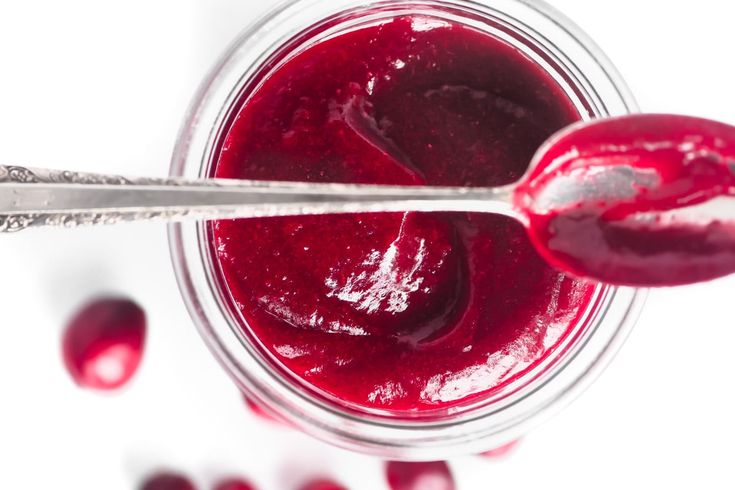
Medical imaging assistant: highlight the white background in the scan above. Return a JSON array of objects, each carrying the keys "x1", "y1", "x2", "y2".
[{"x1": 0, "y1": 1, "x2": 734, "y2": 488}]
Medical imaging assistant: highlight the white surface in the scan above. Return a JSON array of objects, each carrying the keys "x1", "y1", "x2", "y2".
[{"x1": 0, "y1": 0, "x2": 733, "y2": 488}]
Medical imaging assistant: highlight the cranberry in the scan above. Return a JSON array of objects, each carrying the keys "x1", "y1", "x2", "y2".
[
  {"x1": 242, "y1": 393, "x2": 281, "y2": 424},
  {"x1": 479, "y1": 440, "x2": 520, "y2": 459},
  {"x1": 213, "y1": 478, "x2": 256, "y2": 490},
  {"x1": 385, "y1": 461, "x2": 455, "y2": 490},
  {"x1": 299, "y1": 479, "x2": 347, "y2": 490},
  {"x1": 62, "y1": 297, "x2": 146, "y2": 390},
  {"x1": 139, "y1": 472, "x2": 196, "y2": 490}
]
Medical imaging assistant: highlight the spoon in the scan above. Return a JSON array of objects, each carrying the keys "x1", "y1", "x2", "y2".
[{"x1": 2, "y1": 114, "x2": 734, "y2": 287}]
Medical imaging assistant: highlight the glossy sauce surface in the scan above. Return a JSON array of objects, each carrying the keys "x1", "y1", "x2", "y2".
[{"x1": 212, "y1": 16, "x2": 596, "y2": 411}]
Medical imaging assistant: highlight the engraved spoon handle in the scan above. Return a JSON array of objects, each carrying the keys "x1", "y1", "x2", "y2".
[{"x1": 0, "y1": 165, "x2": 517, "y2": 232}]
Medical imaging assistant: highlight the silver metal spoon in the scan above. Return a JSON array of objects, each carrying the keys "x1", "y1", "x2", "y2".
[
  {"x1": 0, "y1": 165, "x2": 518, "y2": 233},
  {"x1": 4, "y1": 114, "x2": 734, "y2": 288}
]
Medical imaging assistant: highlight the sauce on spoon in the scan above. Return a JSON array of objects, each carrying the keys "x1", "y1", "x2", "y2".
[{"x1": 516, "y1": 114, "x2": 735, "y2": 287}]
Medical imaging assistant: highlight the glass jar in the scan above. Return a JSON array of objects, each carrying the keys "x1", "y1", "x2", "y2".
[{"x1": 169, "y1": 0, "x2": 645, "y2": 460}]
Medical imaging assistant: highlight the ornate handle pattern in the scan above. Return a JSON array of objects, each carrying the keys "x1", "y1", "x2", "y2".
[{"x1": 0, "y1": 165, "x2": 202, "y2": 232}]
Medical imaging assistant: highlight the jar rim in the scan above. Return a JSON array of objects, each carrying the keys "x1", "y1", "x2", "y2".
[{"x1": 169, "y1": 0, "x2": 645, "y2": 459}]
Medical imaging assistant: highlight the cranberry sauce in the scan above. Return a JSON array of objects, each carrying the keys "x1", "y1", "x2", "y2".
[
  {"x1": 211, "y1": 15, "x2": 596, "y2": 411},
  {"x1": 517, "y1": 114, "x2": 735, "y2": 287}
]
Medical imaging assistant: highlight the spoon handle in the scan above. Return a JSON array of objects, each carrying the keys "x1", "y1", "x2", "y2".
[{"x1": 0, "y1": 165, "x2": 516, "y2": 232}]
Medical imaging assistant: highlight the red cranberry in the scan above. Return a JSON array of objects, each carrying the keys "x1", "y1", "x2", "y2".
[
  {"x1": 385, "y1": 461, "x2": 455, "y2": 490},
  {"x1": 139, "y1": 472, "x2": 196, "y2": 490},
  {"x1": 299, "y1": 479, "x2": 347, "y2": 490},
  {"x1": 62, "y1": 297, "x2": 146, "y2": 390},
  {"x1": 242, "y1": 393, "x2": 282, "y2": 425},
  {"x1": 479, "y1": 440, "x2": 520, "y2": 459},
  {"x1": 213, "y1": 478, "x2": 256, "y2": 490}
]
